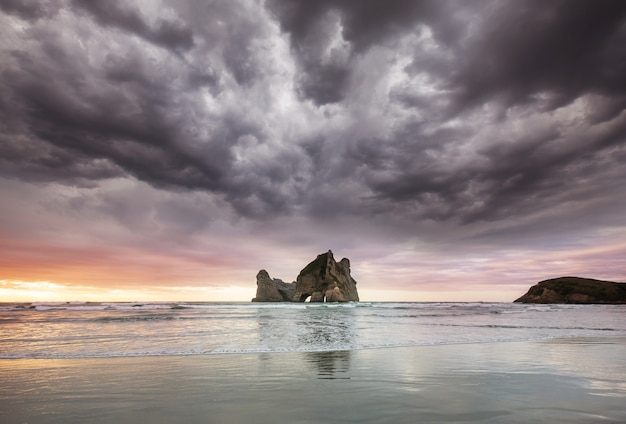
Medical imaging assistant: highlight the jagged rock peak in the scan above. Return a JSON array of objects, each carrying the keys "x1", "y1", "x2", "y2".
[
  {"x1": 251, "y1": 250, "x2": 359, "y2": 303},
  {"x1": 251, "y1": 269, "x2": 296, "y2": 302}
]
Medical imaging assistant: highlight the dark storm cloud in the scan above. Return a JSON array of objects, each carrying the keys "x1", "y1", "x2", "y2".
[
  {"x1": 267, "y1": 0, "x2": 440, "y2": 105},
  {"x1": 0, "y1": 0, "x2": 60, "y2": 21},
  {"x1": 71, "y1": 0, "x2": 194, "y2": 52},
  {"x1": 271, "y1": 0, "x2": 626, "y2": 107},
  {"x1": 1, "y1": 45, "x2": 230, "y2": 191},
  {"x1": 271, "y1": 0, "x2": 626, "y2": 111},
  {"x1": 0, "y1": 1, "x2": 280, "y2": 215},
  {"x1": 267, "y1": 0, "x2": 439, "y2": 51},
  {"x1": 1, "y1": 0, "x2": 626, "y2": 235},
  {"x1": 445, "y1": 0, "x2": 626, "y2": 112},
  {"x1": 354, "y1": 98, "x2": 626, "y2": 224},
  {"x1": 0, "y1": 136, "x2": 123, "y2": 187},
  {"x1": 355, "y1": 108, "x2": 626, "y2": 226},
  {"x1": 267, "y1": 0, "x2": 626, "y2": 227}
]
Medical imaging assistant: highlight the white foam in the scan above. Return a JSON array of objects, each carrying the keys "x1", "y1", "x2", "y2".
[{"x1": 1, "y1": 302, "x2": 625, "y2": 359}]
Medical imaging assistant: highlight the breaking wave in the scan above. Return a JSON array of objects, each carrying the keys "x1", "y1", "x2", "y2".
[{"x1": 1, "y1": 302, "x2": 624, "y2": 359}]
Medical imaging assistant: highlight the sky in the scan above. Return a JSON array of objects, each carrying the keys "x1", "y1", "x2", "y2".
[{"x1": 1, "y1": 0, "x2": 625, "y2": 302}]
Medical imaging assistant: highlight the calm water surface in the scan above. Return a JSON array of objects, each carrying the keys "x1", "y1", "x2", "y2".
[{"x1": 1, "y1": 302, "x2": 625, "y2": 423}]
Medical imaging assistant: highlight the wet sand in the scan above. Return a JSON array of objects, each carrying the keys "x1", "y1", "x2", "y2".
[{"x1": 1, "y1": 338, "x2": 625, "y2": 423}]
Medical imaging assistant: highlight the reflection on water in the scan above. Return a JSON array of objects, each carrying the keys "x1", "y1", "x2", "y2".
[
  {"x1": 255, "y1": 306, "x2": 355, "y2": 378},
  {"x1": 296, "y1": 307, "x2": 356, "y2": 350},
  {"x1": 306, "y1": 350, "x2": 351, "y2": 380},
  {"x1": 5, "y1": 302, "x2": 626, "y2": 359},
  {"x1": 3, "y1": 339, "x2": 626, "y2": 423},
  {"x1": 255, "y1": 305, "x2": 357, "y2": 353}
]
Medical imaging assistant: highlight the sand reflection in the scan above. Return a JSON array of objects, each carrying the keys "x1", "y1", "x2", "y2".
[{"x1": 306, "y1": 350, "x2": 351, "y2": 379}]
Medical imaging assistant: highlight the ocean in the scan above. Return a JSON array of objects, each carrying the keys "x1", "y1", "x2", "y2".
[{"x1": 1, "y1": 302, "x2": 625, "y2": 422}]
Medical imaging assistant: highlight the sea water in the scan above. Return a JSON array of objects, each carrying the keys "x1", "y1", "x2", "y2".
[
  {"x1": 1, "y1": 302, "x2": 624, "y2": 358},
  {"x1": 1, "y1": 302, "x2": 625, "y2": 423}
]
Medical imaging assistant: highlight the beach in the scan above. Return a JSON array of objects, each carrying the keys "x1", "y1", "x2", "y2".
[
  {"x1": 4, "y1": 2, "x2": 626, "y2": 419},
  {"x1": 2, "y1": 336, "x2": 625, "y2": 423}
]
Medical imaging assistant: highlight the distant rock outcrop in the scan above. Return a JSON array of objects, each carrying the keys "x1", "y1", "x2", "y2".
[
  {"x1": 251, "y1": 270, "x2": 296, "y2": 302},
  {"x1": 514, "y1": 276, "x2": 626, "y2": 304},
  {"x1": 293, "y1": 250, "x2": 359, "y2": 302},
  {"x1": 252, "y1": 250, "x2": 359, "y2": 302}
]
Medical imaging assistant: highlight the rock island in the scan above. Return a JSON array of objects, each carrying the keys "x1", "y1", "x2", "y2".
[
  {"x1": 252, "y1": 250, "x2": 359, "y2": 302},
  {"x1": 514, "y1": 276, "x2": 626, "y2": 304}
]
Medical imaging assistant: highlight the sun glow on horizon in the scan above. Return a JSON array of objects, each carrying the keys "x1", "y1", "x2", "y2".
[
  {"x1": 0, "y1": 278, "x2": 525, "y2": 303},
  {"x1": 0, "y1": 280, "x2": 255, "y2": 303},
  {"x1": 0, "y1": 280, "x2": 72, "y2": 302}
]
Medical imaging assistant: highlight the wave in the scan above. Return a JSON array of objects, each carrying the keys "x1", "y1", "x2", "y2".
[
  {"x1": 0, "y1": 301, "x2": 607, "y2": 313},
  {"x1": 2, "y1": 302, "x2": 624, "y2": 360},
  {"x1": 0, "y1": 301, "x2": 369, "y2": 312},
  {"x1": 0, "y1": 301, "x2": 500, "y2": 311},
  {"x1": 0, "y1": 336, "x2": 562, "y2": 360},
  {"x1": 415, "y1": 322, "x2": 618, "y2": 331}
]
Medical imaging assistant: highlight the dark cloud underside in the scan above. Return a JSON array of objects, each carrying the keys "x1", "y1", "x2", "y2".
[{"x1": 0, "y1": 0, "x2": 625, "y2": 238}]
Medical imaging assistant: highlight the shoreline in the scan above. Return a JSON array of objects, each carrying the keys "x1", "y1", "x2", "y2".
[
  {"x1": 1, "y1": 333, "x2": 623, "y2": 361},
  {"x1": 2, "y1": 338, "x2": 625, "y2": 423}
]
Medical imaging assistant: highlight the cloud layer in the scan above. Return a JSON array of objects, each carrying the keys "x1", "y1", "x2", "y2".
[{"x1": 1, "y1": 0, "x2": 625, "y2": 300}]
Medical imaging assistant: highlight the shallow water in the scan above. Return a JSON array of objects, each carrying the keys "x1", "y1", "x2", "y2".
[
  {"x1": 1, "y1": 302, "x2": 624, "y2": 358},
  {"x1": 1, "y1": 302, "x2": 625, "y2": 422},
  {"x1": 1, "y1": 339, "x2": 625, "y2": 423}
]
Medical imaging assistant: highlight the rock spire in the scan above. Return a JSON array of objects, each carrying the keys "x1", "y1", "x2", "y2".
[{"x1": 252, "y1": 250, "x2": 359, "y2": 302}]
